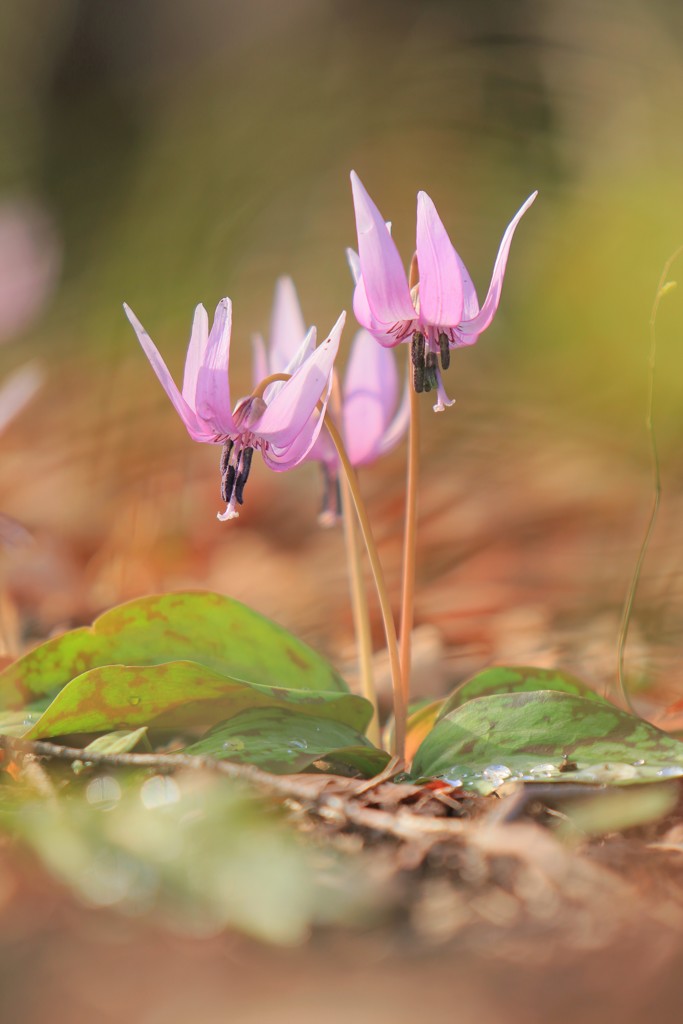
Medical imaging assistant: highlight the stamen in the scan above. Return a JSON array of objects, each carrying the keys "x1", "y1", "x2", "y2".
[
  {"x1": 220, "y1": 440, "x2": 234, "y2": 481},
  {"x1": 411, "y1": 331, "x2": 425, "y2": 393},
  {"x1": 424, "y1": 352, "x2": 438, "y2": 393},
  {"x1": 221, "y1": 463, "x2": 236, "y2": 504},
  {"x1": 438, "y1": 332, "x2": 451, "y2": 371},
  {"x1": 318, "y1": 465, "x2": 342, "y2": 527},
  {"x1": 234, "y1": 447, "x2": 254, "y2": 505}
]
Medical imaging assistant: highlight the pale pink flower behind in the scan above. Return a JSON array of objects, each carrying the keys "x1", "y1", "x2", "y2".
[
  {"x1": 124, "y1": 296, "x2": 344, "y2": 521},
  {"x1": 0, "y1": 200, "x2": 60, "y2": 344},
  {"x1": 254, "y1": 277, "x2": 408, "y2": 523},
  {"x1": 348, "y1": 172, "x2": 537, "y2": 411}
]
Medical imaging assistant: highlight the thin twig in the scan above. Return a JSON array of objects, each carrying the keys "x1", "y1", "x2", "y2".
[
  {"x1": 0, "y1": 736, "x2": 464, "y2": 844},
  {"x1": 616, "y1": 247, "x2": 683, "y2": 711},
  {"x1": 0, "y1": 734, "x2": 334, "y2": 802}
]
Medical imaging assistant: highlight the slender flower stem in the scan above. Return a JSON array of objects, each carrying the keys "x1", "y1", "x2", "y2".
[
  {"x1": 250, "y1": 371, "x2": 395, "y2": 750},
  {"x1": 339, "y1": 473, "x2": 380, "y2": 744},
  {"x1": 324, "y1": 418, "x2": 405, "y2": 758},
  {"x1": 329, "y1": 372, "x2": 380, "y2": 745},
  {"x1": 399, "y1": 347, "x2": 420, "y2": 719},
  {"x1": 251, "y1": 372, "x2": 290, "y2": 398}
]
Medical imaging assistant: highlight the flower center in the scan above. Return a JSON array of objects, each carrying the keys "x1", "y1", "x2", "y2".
[
  {"x1": 411, "y1": 330, "x2": 451, "y2": 393},
  {"x1": 218, "y1": 439, "x2": 255, "y2": 521},
  {"x1": 232, "y1": 395, "x2": 267, "y2": 430}
]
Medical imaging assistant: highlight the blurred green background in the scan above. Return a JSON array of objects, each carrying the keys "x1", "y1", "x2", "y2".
[{"x1": 2, "y1": 0, "x2": 683, "y2": 680}]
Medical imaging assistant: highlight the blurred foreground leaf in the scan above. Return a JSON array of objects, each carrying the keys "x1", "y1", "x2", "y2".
[
  {"x1": 555, "y1": 783, "x2": 679, "y2": 838},
  {"x1": 0, "y1": 591, "x2": 347, "y2": 709},
  {"x1": 4, "y1": 773, "x2": 383, "y2": 944},
  {"x1": 187, "y1": 708, "x2": 390, "y2": 776},
  {"x1": 412, "y1": 691, "x2": 683, "y2": 793}
]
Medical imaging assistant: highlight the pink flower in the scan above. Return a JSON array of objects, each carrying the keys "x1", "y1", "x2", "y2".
[
  {"x1": 124, "y1": 296, "x2": 344, "y2": 521},
  {"x1": 254, "y1": 278, "x2": 408, "y2": 523},
  {"x1": 348, "y1": 172, "x2": 537, "y2": 411}
]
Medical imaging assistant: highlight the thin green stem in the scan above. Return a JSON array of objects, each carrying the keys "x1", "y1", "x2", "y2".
[
  {"x1": 325, "y1": 418, "x2": 405, "y2": 758},
  {"x1": 399, "y1": 349, "x2": 420, "y2": 718},
  {"x1": 616, "y1": 246, "x2": 683, "y2": 712},
  {"x1": 340, "y1": 473, "x2": 380, "y2": 745}
]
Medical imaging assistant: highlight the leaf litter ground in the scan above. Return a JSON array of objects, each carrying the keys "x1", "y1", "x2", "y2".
[{"x1": 3, "y1": 392, "x2": 683, "y2": 1021}]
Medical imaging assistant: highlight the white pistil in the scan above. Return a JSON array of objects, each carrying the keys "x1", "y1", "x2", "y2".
[
  {"x1": 433, "y1": 369, "x2": 455, "y2": 413},
  {"x1": 217, "y1": 497, "x2": 239, "y2": 521}
]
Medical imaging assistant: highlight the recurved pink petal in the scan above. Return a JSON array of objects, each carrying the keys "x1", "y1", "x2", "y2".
[
  {"x1": 342, "y1": 330, "x2": 397, "y2": 465},
  {"x1": 306, "y1": 420, "x2": 337, "y2": 467},
  {"x1": 261, "y1": 412, "x2": 322, "y2": 471},
  {"x1": 123, "y1": 303, "x2": 210, "y2": 441},
  {"x1": 350, "y1": 172, "x2": 414, "y2": 326},
  {"x1": 352, "y1": 276, "x2": 400, "y2": 348},
  {"x1": 262, "y1": 327, "x2": 317, "y2": 405},
  {"x1": 457, "y1": 250, "x2": 480, "y2": 321},
  {"x1": 269, "y1": 276, "x2": 308, "y2": 371},
  {"x1": 458, "y1": 191, "x2": 537, "y2": 337},
  {"x1": 346, "y1": 247, "x2": 361, "y2": 284},
  {"x1": 182, "y1": 303, "x2": 209, "y2": 409},
  {"x1": 283, "y1": 326, "x2": 317, "y2": 375},
  {"x1": 416, "y1": 192, "x2": 464, "y2": 327},
  {"x1": 195, "y1": 297, "x2": 236, "y2": 434},
  {"x1": 449, "y1": 250, "x2": 481, "y2": 347},
  {"x1": 256, "y1": 312, "x2": 344, "y2": 446}
]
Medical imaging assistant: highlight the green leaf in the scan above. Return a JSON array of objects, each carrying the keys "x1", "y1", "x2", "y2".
[
  {"x1": 411, "y1": 690, "x2": 683, "y2": 793},
  {"x1": 24, "y1": 661, "x2": 372, "y2": 740},
  {"x1": 438, "y1": 665, "x2": 606, "y2": 721},
  {"x1": 187, "y1": 708, "x2": 391, "y2": 776},
  {"x1": 0, "y1": 591, "x2": 347, "y2": 710},
  {"x1": 82, "y1": 727, "x2": 149, "y2": 756}
]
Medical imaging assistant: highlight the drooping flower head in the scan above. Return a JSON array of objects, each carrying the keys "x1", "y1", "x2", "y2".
[
  {"x1": 253, "y1": 277, "x2": 408, "y2": 523},
  {"x1": 348, "y1": 171, "x2": 537, "y2": 411},
  {"x1": 124, "y1": 297, "x2": 344, "y2": 521}
]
